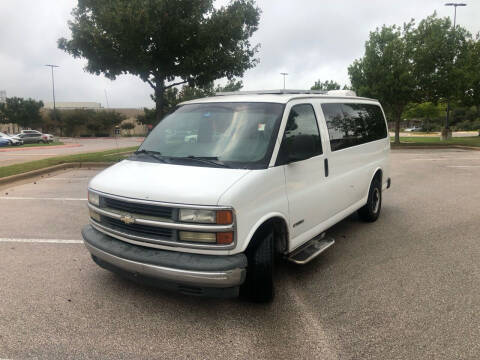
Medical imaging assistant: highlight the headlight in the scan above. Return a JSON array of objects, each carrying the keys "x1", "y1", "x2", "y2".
[
  {"x1": 88, "y1": 190, "x2": 100, "y2": 207},
  {"x1": 179, "y1": 209, "x2": 216, "y2": 223},
  {"x1": 179, "y1": 209, "x2": 233, "y2": 224}
]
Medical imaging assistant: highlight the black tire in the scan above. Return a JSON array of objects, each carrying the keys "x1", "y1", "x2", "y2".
[
  {"x1": 358, "y1": 177, "x2": 382, "y2": 222},
  {"x1": 241, "y1": 230, "x2": 275, "y2": 303}
]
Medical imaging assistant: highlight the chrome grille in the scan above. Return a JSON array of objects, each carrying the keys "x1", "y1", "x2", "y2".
[
  {"x1": 101, "y1": 216, "x2": 174, "y2": 239},
  {"x1": 102, "y1": 197, "x2": 174, "y2": 219}
]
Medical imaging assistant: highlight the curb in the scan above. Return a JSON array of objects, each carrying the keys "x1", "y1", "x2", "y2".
[
  {"x1": 391, "y1": 145, "x2": 480, "y2": 151},
  {"x1": 0, "y1": 162, "x2": 113, "y2": 187},
  {"x1": 0, "y1": 144, "x2": 82, "y2": 153}
]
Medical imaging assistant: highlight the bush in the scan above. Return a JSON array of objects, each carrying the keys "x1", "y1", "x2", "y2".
[{"x1": 454, "y1": 119, "x2": 480, "y2": 131}]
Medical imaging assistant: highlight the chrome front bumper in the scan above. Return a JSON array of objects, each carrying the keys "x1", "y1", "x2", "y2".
[{"x1": 82, "y1": 225, "x2": 247, "y2": 291}]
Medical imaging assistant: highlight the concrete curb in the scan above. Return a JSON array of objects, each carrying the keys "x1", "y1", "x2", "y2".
[
  {"x1": 391, "y1": 145, "x2": 480, "y2": 151},
  {"x1": 0, "y1": 162, "x2": 113, "y2": 187}
]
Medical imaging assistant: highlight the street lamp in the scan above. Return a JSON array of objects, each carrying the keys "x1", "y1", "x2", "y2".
[
  {"x1": 45, "y1": 64, "x2": 59, "y2": 122},
  {"x1": 442, "y1": 3, "x2": 467, "y2": 140},
  {"x1": 445, "y1": 3, "x2": 467, "y2": 29},
  {"x1": 280, "y1": 72, "x2": 288, "y2": 90}
]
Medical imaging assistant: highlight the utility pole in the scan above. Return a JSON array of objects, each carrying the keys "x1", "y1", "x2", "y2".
[
  {"x1": 280, "y1": 72, "x2": 288, "y2": 90},
  {"x1": 442, "y1": 2, "x2": 467, "y2": 140},
  {"x1": 45, "y1": 64, "x2": 59, "y2": 122}
]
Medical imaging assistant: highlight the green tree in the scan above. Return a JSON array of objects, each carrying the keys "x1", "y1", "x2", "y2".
[
  {"x1": 1, "y1": 97, "x2": 44, "y2": 129},
  {"x1": 136, "y1": 108, "x2": 157, "y2": 128},
  {"x1": 310, "y1": 80, "x2": 341, "y2": 91},
  {"x1": 463, "y1": 35, "x2": 480, "y2": 116},
  {"x1": 409, "y1": 13, "x2": 471, "y2": 138},
  {"x1": 58, "y1": 0, "x2": 260, "y2": 123},
  {"x1": 216, "y1": 79, "x2": 244, "y2": 92},
  {"x1": 120, "y1": 122, "x2": 135, "y2": 135},
  {"x1": 349, "y1": 23, "x2": 416, "y2": 144}
]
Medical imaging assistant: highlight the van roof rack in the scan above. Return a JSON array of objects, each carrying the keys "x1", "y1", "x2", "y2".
[
  {"x1": 215, "y1": 89, "x2": 328, "y2": 96},
  {"x1": 215, "y1": 89, "x2": 357, "y2": 97}
]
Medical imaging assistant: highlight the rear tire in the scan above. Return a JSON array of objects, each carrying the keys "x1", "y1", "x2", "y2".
[
  {"x1": 358, "y1": 177, "x2": 382, "y2": 222},
  {"x1": 241, "y1": 230, "x2": 275, "y2": 303}
]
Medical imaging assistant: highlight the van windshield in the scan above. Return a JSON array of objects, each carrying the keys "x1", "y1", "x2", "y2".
[{"x1": 137, "y1": 102, "x2": 284, "y2": 169}]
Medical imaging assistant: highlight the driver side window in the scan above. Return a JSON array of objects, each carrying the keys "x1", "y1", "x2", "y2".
[{"x1": 277, "y1": 104, "x2": 322, "y2": 164}]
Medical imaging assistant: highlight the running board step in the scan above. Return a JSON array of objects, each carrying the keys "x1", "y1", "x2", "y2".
[{"x1": 287, "y1": 235, "x2": 335, "y2": 265}]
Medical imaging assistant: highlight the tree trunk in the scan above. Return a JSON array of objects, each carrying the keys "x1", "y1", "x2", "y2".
[
  {"x1": 394, "y1": 111, "x2": 401, "y2": 144},
  {"x1": 154, "y1": 80, "x2": 165, "y2": 125}
]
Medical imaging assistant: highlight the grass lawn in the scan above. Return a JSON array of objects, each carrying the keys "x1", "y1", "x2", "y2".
[
  {"x1": 391, "y1": 136, "x2": 480, "y2": 147},
  {"x1": 17, "y1": 141, "x2": 64, "y2": 148},
  {"x1": 0, "y1": 146, "x2": 137, "y2": 179}
]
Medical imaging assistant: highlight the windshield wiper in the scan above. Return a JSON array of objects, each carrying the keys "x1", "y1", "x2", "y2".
[
  {"x1": 133, "y1": 149, "x2": 168, "y2": 163},
  {"x1": 177, "y1": 155, "x2": 231, "y2": 168}
]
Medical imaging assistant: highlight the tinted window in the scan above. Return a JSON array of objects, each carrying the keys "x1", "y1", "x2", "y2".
[
  {"x1": 277, "y1": 104, "x2": 322, "y2": 163},
  {"x1": 322, "y1": 103, "x2": 387, "y2": 151}
]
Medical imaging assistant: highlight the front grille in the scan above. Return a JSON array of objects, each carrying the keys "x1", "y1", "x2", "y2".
[
  {"x1": 102, "y1": 197, "x2": 173, "y2": 219},
  {"x1": 101, "y1": 216, "x2": 174, "y2": 239}
]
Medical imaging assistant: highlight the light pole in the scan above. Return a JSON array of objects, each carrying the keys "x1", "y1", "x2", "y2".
[
  {"x1": 443, "y1": 3, "x2": 467, "y2": 140},
  {"x1": 280, "y1": 72, "x2": 288, "y2": 89},
  {"x1": 45, "y1": 64, "x2": 59, "y2": 122}
]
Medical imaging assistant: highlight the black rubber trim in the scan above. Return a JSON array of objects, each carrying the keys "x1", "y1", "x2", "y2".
[{"x1": 82, "y1": 225, "x2": 247, "y2": 272}]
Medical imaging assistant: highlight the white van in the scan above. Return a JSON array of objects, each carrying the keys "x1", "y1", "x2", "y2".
[{"x1": 82, "y1": 90, "x2": 391, "y2": 302}]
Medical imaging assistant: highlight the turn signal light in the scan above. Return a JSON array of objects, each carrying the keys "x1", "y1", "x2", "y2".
[
  {"x1": 216, "y1": 210, "x2": 233, "y2": 225},
  {"x1": 216, "y1": 231, "x2": 234, "y2": 245}
]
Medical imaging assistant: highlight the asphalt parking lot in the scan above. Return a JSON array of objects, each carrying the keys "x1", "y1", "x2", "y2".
[
  {"x1": 1, "y1": 148, "x2": 480, "y2": 360},
  {"x1": 0, "y1": 137, "x2": 143, "y2": 166}
]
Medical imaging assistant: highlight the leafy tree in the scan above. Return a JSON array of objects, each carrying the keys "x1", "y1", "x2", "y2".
[
  {"x1": 0, "y1": 103, "x2": 7, "y2": 124},
  {"x1": 463, "y1": 35, "x2": 480, "y2": 115},
  {"x1": 310, "y1": 80, "x2": 341, "y2": 91},
  {"x1": 216, "y1": 79, "x2": 244, "y2": 92},
  {"x1": 121, "y1": 122, "x2": 135, "y2": 135},
  {"x1": 136, "y1": 108, "x2": 158, "y2": 128},
  {"x1": 349, "y1": 23, "x2": 416, "y2": 143},
  {"x1": 409, "y1": 13, "x2": 471, "y2": 137},
  {"x1": 1, "y1": 97, "x2": 44, "y2": 129},
  {"x1": 58, "y1": 0, "x2": 260, "y2": 123}
]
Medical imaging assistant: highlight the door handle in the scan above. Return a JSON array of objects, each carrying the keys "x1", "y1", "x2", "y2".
[{"x1": 324, "y1": 158, "x2": 329, "y2": 177}]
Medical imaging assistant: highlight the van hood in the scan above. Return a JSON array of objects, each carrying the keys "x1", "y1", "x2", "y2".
[{"x1": 88, "y1": 159, "x2": 251, "y2": 206}]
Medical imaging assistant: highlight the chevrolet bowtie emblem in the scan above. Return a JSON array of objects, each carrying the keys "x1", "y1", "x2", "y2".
[{"x1": 120, "y1": 215, "x2": 135, "y2": 225}]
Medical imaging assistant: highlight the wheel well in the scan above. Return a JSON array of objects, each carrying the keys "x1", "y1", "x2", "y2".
[
  {"x1": 373, "y1": 169, "x2": 383, "y2": 184},
  {"x1": 246, "y1": 217, "x2": 288, "y2": 255}
]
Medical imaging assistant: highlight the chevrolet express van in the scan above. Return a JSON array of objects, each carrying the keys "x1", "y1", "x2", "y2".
[{"x1": 82, "y1": 90, "x2": 391, "y2": 302}]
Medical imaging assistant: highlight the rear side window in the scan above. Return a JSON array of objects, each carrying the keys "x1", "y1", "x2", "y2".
[{"x1": 321, "y1": 103, "x2": 387, "y2": 151}]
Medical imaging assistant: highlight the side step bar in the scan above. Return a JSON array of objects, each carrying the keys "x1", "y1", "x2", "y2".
[{"x1": 287, "y1": 233, "x2": 335, "y2": 265}]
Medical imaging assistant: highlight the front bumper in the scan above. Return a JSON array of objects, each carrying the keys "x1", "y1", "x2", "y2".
[{"x1": 82, "y1": 225, "x2": 247, "y2": 297}]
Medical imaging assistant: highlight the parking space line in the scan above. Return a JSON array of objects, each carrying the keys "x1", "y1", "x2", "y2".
[
  {"x1": 0, "y1": 238, "x2": 83, "y2": 244},
  {"x1": 0, "y1": 197, "x2": 87, "y2": 201},
  {"x1": 411, "y1": 158, "x2": 480, "y2": 161}
]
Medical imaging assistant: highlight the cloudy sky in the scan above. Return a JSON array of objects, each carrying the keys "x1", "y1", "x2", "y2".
[{"x1": 1, "y1": 0, "x2": 479, "y2": 108}]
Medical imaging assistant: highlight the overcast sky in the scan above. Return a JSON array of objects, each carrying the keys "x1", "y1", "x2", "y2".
[{"x1": 0, "y1": 0, "x2": 479, "y2": 108}]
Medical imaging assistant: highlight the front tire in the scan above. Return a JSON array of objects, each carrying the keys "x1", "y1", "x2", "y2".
[
  {"x1": 358, "y1": 177, "x2": 382, "y2": 222},
  {"x1": 241, "y1": 230, "x2": 275, "y2": 303}
]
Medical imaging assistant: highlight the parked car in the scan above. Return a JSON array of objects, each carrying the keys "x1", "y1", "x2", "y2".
[
  {"x1": 82, "y1": 90, "x2": 391, "y2": 302},
  {"x1": 0, "y1": 132, "x2": 23, "y2": 146},
  {"x1": 404, "y1": 126, "x2": 423, "y2": 132},
  {"x1": 15, "y1": 130, "x2": 49, "y2": 144},
  {"x1": 41, "y1": 133, "x2": 55, "y2": 143},
  {"x1": 0, "y1": 137, "x2": 10, "y2": 147}
]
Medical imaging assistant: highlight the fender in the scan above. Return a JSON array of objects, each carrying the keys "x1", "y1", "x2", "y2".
[
  {"x1": 363, "y1": 167, "x2": 383, "y2": 200},
  {"x1": 239, "y1": 212, "x2": 290, "y2": 253}
]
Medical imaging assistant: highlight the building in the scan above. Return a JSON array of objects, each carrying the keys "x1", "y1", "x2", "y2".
[{"x1": 43, "y1": 101, "x2": 102, "y2": 110}]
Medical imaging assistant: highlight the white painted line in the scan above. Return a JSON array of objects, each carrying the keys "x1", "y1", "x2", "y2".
[
  {"x1": 0, "y1": 238, "x2": 83, "y2": 244},
  {"x1": 411, "y1": 158, "x2": 480, "y2": 161},
  {"x1": 0, "y1": 197, "x2": 87, "y2": 201},
  {"x1": 3, "y1": 153, "x2": 56, "y2": 156}
]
